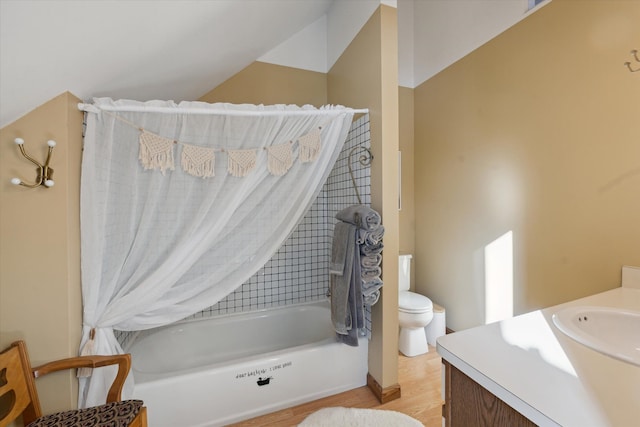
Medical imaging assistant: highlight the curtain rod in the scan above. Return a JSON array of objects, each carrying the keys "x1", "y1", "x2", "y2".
[{"x1": 78, "y1": 103, "x2": 368, "y2": 116}]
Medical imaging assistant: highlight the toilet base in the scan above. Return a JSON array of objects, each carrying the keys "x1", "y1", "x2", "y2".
[{"x1": 399, "y1": 326, "x2": 429, "y2": 357}]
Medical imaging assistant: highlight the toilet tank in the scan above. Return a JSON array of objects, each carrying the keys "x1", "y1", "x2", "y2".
[{"x1": 398, "y1": 254, "x2": 412, "y2": 292}]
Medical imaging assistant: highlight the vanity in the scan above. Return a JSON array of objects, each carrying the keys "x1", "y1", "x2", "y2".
[{"x1": 437, "y1": 266, "x2": 640, "y2": 427}]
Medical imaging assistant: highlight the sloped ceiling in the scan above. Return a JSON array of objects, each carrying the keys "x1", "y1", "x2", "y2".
[
  {"x1": 0, "y1": 0, "x2": 334, "y2": 128},
  {"x1": 1, "y1": 0, "x2": 538, "y2": 129}
]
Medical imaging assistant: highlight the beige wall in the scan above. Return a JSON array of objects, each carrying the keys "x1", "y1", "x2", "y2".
[
  {"x1": 0, "y1": 92, "x2": 84, "y2": 414},
  {"x1": 328, "y1": 5, "x2": 400, "y2": 389},
  {"x1": 414, "y1": 0, "x2": 640, "y2": 331},
  {"x1": 399, "y1": 86, "x2": 415, "y2": 287},
  {"x1": 199, "y1": 61, "x2": 327, "y2": 106}
]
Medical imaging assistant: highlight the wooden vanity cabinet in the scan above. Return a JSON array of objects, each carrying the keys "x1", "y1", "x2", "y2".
[{"x1": 442, "y1": 360, "x2": 538, "y2": 427}]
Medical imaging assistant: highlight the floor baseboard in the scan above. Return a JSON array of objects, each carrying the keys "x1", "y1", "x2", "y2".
[{"x1": 366, "y1": 373, "x2": 401, "y2": 404}]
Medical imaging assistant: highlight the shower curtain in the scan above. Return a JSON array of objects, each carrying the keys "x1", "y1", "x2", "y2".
[{"x1": 79, "y1": 98, "x2": 355, "y2": 407}]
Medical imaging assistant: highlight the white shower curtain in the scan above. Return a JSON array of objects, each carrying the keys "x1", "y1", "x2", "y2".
[{"x1": 79, "y1": 98, "x2": 355, "y2": 407}]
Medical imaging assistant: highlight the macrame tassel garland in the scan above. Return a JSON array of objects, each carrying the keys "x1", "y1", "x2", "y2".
[
  {"x1": 136, "y1": 126, "x2": 324, "y2": 177},
  {"x1": 267, "y1": 142, "x2": 294, "y2": 176},
  {"x1": 139, "y1": 131, "x2": 175, "y2": 174},
  {"x1": 227, "y1": 149, "x2": 257, "y2": 177},
  {"x1": 298, "y1": 128, "x2": 322, "y2": 163},
  {"x1": 182, "y1": 144, "x2": 215, "y2": 178}
]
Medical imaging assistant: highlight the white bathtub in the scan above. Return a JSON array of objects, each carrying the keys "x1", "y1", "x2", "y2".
[{"x1": 127, "y1": 300, "x2": 368, "y2": 427}]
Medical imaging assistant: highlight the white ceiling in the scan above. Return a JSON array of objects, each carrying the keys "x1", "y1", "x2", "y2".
[
  {"x1": 0, "y1": 0, "x2": 334, "y2": 128},
  {"x1": 0, "y1": 0, "x2": 537, "y2": 129}
]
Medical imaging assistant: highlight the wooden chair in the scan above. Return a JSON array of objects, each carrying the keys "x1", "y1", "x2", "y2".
[{"x1": 0, "y1": 340, "x2": 147, "y2": 427}]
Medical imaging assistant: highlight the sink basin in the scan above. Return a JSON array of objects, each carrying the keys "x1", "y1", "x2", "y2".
[{"x1": 552, "y1": 305, "x2": 640, "y2": 367}]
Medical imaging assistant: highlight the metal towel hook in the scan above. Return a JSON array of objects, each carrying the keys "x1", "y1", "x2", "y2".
[
  {"x1": 624, "y1": 49, "x2": 639, "y2": 72},
  {"x1": 348, "y1": 146, "x2": 373, "y2": 205},
  {"x1": 10, "y1": 138, "x2": 56, "y2": 188}
]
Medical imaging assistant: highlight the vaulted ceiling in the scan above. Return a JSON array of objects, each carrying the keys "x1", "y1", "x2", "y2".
[
  {"x1": 0, "y1": 0, "x2": 335, "y2": 128},
  {"x1": 1, "y1": 0, "x2": 535, "y2": 129}
]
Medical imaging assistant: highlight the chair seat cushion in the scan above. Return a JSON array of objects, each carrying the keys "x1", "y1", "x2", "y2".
[{"x1": 27, "y1": 399, "x2": 143, "y2": 427}]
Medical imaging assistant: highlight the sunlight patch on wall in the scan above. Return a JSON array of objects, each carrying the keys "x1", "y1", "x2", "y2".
[{"x1": 485, "y1": 230, "x2": 514, "y2": 324}]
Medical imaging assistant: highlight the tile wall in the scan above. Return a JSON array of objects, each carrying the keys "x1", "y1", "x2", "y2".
[{"x1": 190, "y1": 114, "x2": 372, "y2": 318}]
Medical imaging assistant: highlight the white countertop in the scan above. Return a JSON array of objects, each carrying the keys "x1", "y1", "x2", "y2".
[{"x1": 437, "y1": 285, "x2": 640, "y2": 427}]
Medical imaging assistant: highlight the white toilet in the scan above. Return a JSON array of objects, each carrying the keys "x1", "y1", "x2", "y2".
[{"x1": 398, "y1": 254, "x2": 434, "y2": 357}]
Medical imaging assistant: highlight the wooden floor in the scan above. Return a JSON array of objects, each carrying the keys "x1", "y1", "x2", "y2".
[{"x1": 228, "y1": 346, "x2": 443, "y2": 427}]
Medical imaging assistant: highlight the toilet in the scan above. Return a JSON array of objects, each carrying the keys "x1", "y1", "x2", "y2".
[{"x1": 398, "y1": 254, "x2": 433, "y2": 357}]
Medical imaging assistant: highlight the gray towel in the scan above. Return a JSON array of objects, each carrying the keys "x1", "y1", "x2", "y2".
[
  {"x1": 363, "y1": 290, "x2": 380, "y2": 306},
  {"x1": 336, "y1": 205, "x2": 381, "y2": 231},
  {"x1": 362, "y1": 266, "x2": 381, "y2": 281},
  {"x1": 353, "y1": 247, "x2": 364, "y2": 332},
  {"x1": 362, "y1": 277, "x2": 383, "y2": 294},
  {"x1": 362, "y1": 277, "x2": 383, "y2": 307},
  {"x1": 361, "y1": 242, "x2": 383, "y2": 256},
  {"x1": 330, "y1": 223, "x2": 357, "y2": 335},
  {"x1": 337, "y1": 246, "x2": 364, "y2": 347},
  {"x1": 361, "y1": 253, "x2": 382, "y2": 269},
  {"x1": 332, "y1": 205, "x2": 385, "y2": 344},
  {"x1": 330, "y1": 222, "x2": 352, "y2": 275},
  {"x1": 357, "y1": 225, "x2": 385, "y2": 245}
]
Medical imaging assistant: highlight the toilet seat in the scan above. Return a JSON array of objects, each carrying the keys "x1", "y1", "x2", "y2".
[{"x1": 399, "y1": 292, "x2": 433, "y2": 314}]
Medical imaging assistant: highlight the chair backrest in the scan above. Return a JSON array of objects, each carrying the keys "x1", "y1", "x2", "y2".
[{"x1": 0, "y1": 341, "x2": 42, "y2": 426}]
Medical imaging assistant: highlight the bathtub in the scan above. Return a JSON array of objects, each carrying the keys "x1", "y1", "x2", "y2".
[{"x1": 126, "y1": 300, "x2": 368, "y2": 427}]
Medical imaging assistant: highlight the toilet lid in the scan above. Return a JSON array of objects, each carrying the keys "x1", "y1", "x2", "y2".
[{"x1": 399, "y1": 292, "x2": 433, "y2": 313}]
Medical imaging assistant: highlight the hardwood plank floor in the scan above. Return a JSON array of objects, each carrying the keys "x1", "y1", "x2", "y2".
[{"x1": 228, "y1": 346, "x2": 443, "y2": 426}]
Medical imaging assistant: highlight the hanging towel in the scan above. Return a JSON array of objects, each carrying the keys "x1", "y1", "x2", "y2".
[
  {"x1": 352, "y1": 246, "x2": 364, "y2": 334},
  {"x1": 330, "y1": 223, "x2": 357, "y2": 335},
  {"x1": 336, "y1": 243, "x2": 364, "y2": 347},
  {"x1": 331, "y1": 205, "x2": 384, "y2": 346},
  {"x1": 330, "y1": 222, "x2": 352, "y2": 275},
  {"x1": 336, "y1": 205, "x2": 381, "y2": 231}
]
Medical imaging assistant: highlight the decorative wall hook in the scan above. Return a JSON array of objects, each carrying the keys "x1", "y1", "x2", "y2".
[
  {"x1": 624, "y1": 49, "x2": 639, "y2": 72},
  {"x1": 10, "y1": 138, "x2": 56, "y2": 188},
  {"x1": 348, "y1": 145, "x2": 373, "y2": 205}
]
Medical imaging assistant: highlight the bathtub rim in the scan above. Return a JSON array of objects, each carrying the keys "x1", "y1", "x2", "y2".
[
  {"x1": 125, "y1": 298, "x2": 340, "y2": 382},
  {"x1": 123, "y1": 297, "x2": 331, "y2": 351}
]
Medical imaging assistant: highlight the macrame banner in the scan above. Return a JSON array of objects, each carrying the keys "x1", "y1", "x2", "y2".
[
  {"x1": 139, "y1": 131, "x2": 175, "y2": 174},
  {"x1": 267, "y1": 142, "x2": 294, "y2": 176},
  {"x1": 182, "y1": 144, "x2": 215, "y2": 178},
  {"x1": 137, "y1": 126, "x2": 324, "y2": 179},
  {"x1": 227, "y1": 149, "x2": 257, "y2": 177},
  {"x1": 298, "y1": 127, "x2": 321, "y2": 163}
]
